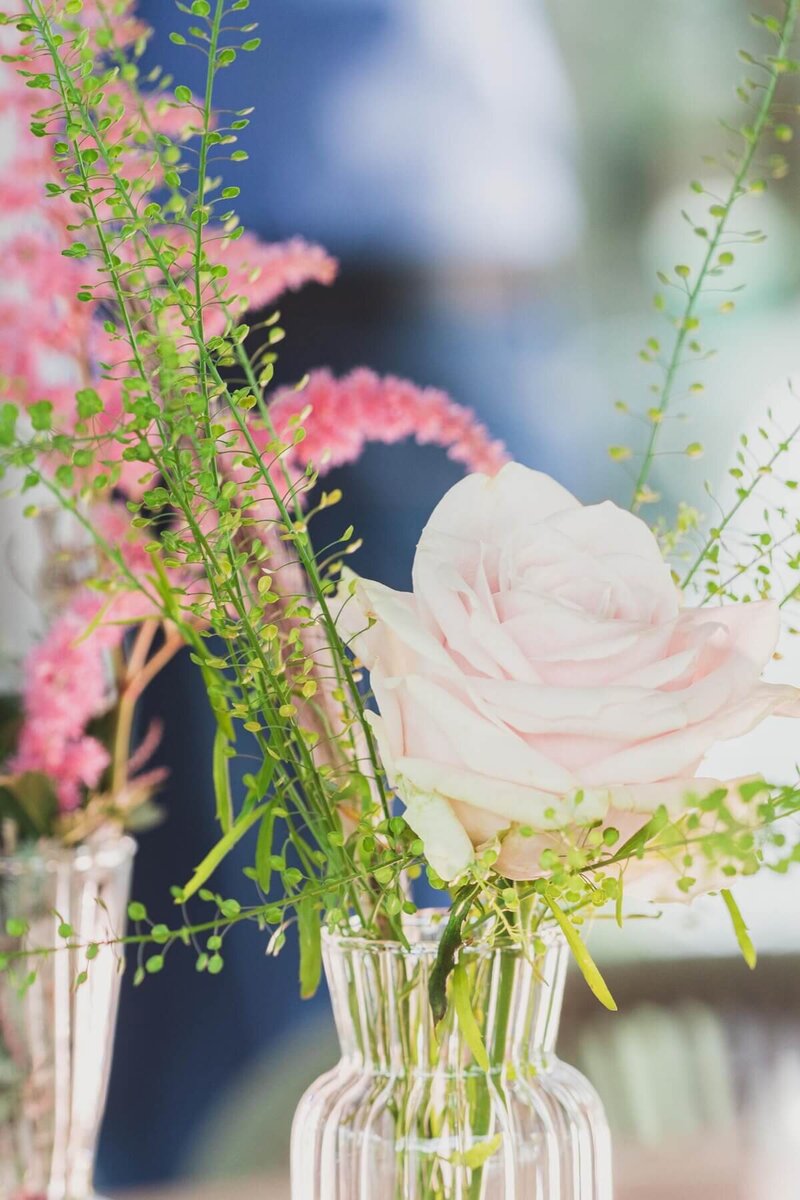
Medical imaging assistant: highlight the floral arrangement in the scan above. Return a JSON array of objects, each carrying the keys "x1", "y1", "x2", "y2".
[{"x1": 0, "y1": 0, "x2": 799, "y2": 1033}]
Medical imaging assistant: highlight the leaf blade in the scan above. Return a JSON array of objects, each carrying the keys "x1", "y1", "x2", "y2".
[
  {"x1": 452, "y1": 960, "x2": 490, "y2": 1071},
  {"x1": 545, "y1": 889, "x2": 617, "y2": 1012},
  {"x1": 721, "y1": 888, "x2": 757, "y2": 969},
  {"x1": 212, "y1": 727, "x2": 233, "y2": 833},
  {"x1": 179, "y1": 804, "x2": 267, "y2": 902},
  {"x1": 297, "y1": 897, "x2": 322, "y2": 999},
  {"x1": 255, "y1": 805, "x2": 276, "y2": 894}
]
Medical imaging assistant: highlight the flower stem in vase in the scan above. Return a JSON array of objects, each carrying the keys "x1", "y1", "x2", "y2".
[{"x1": 468, "y1": 950, "x2": 515, "y2": 1200}]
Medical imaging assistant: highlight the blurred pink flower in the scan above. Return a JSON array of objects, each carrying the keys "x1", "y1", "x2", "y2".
[
  {"x1": 10, "y1": 597, "x2": 116, "y2": 811},
  {"x1": 8, "y1": 500, "x2": 187, "y2": 811}
]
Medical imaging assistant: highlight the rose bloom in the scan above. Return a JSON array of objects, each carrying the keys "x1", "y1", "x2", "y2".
[{"x1": 339, "y1": 463, "x2": 800, "y2": 883}]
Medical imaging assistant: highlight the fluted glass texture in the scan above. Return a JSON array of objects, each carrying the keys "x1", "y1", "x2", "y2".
[
  {"x1": 0, "y1": 836, "x2": 135, "y2": 1200},
  {"x1": 291, "y1": 912, "x2": 612, "y2": 1200}
]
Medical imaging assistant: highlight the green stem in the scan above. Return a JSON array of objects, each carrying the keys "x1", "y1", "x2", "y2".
[
  {"x1": 681, "y1": 419, "x2": 800, "y2": 593},
  {"x1": 631, "y1": 0, "x2": 799, "y2": 511},
  {"x1": 466, "y1": 944, "x2": 516, "y2": 1200}
]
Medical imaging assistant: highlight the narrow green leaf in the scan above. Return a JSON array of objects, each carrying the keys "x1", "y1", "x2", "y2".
[
  {"x1": 545, "y1": 889, "x2": 617, "y2": 1012},
  {"x1": 428, "y1": 886, "x2": 476, "y2": 1024},
  {"x1": 180, "y1": 804, "x2": 268, "y2": 902},
  {"x1": 603, "y1": 806, "x2": 668, "y2": 867},
  {"x1": 255, "y1": 805, "x2": 276, "y2": 893},
  {"x1": 452, "y1": 960, "x2": 489, "y2": 1071},
  {"x1": 297, "y1": 898, "x2": 322, "y2": 999},
  {"x1": 212, "y1": 727, "x2": 233, "y2": 833},
  {"x1": 721, "y1": 888, "x2": 757, "y2": 969},
  {"x1": 0, "y1": 403, "x2": 18, "y2": 447}
]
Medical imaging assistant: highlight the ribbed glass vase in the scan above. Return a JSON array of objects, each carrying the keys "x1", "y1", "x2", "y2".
[
  {"x1": 291, "y1": 910, "x2": 612, "y2": 1200},
  {"x1": 0, "y1": 835, "x2": 135, "y2": 1200}
]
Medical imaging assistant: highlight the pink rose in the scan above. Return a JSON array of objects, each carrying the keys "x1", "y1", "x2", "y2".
[{"x1": 339, "y1": 464, "x2": 800, "y2": 881}]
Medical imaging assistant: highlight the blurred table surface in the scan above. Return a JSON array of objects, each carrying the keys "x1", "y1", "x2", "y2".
[{"x1": 114, "y1": 1137, "x2": 753, "y2": 1200}]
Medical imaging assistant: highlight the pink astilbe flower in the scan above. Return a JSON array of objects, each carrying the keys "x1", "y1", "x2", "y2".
[
  {"x1": 9, "y1": 501, "x2": 191, "y2": 812},
  {"x1": 11, "y1": 597, "x2": 117, "y2": 811},
  {"x1": 55, "y1": 738, "x2": 112, "y2": 813},
  {"x1": 217, "y1": 234, "x2": 338, "y2": 312},
  {"x1": 268, "y1": 368, "x2": 510, "y2": 478}
]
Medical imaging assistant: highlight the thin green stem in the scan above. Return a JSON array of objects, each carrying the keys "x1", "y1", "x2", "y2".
[{"x1": 631, "y1": 0, "x2": 798, "y2": 511}]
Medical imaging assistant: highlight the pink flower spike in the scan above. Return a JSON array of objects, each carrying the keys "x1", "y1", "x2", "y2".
[{"x1": 267, "y1": 369, "x2": 510, "y2": 479}]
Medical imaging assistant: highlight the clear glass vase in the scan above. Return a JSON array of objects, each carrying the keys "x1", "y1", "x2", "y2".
[
  {"x1": 0, "y1": 835, "x2": 135, "y2": 1200},
  {"x1": 291, "y1": 910, "x2": 612, "y2": 1200}
]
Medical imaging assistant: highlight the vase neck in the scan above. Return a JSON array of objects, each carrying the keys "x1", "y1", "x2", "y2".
[{"x1": 323, "y1": 925, "x2": 568, "y2": 1074}]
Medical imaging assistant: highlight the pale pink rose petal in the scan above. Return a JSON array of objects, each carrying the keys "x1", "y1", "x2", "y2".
[
  {"x1": 396, "y1": 674, "x2": 577, "y2": 794},
  {"x1": 336, "y1": 573, "x2": 451, "y2": 675},
  {"x1": 582, "y1": 683, "x2": 799, "y2": 785},
  {"x1": 421, "y1": 463, "x2": 579, "y2": 547}
]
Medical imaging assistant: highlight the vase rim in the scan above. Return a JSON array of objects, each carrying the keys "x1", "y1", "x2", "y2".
[
  {"x1": 322, "y1": 906, "x2": 565, "y2": 957},
  {"x1": 0, "y1": 831, "x2": 137, "y2": 875}
]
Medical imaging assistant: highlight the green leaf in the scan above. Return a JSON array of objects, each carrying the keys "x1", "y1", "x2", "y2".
[
  {"x1": 180, "y1": 804, "x2": 268, "y2": 902},
  {"x1": 174, "y1": 84, "x2": 192, "y2": 103},
  {"x1": 0, "y1": 403, "x2": 18, "y2": 447},
  {"x1": 428, "y1": 887, "x2": 475, "y2": 1024},
  {"x1": 452, "y1": 960, "x2": 489, "y2": 1071},
  {"x1": 603, "y1": 806, "x2": 669, "y2": 867},
  {"x1": 545, "y1": 889, "x2": 617, "y2": 1012},
  {"x1": 297, "y1": 897, "x2": 322, "y2": 999},
  {"x1": 28, "y1": 400, "x2": 52, "y2": 431},
  {"x1": 0, "y1": 772, "x2": 59, "y2": 839},
  {"x1": 456, "y1": 1133, "x2": 503, "y2": 1169},
  {"x1": 721, "y1": 888, "x2": 757, "y2": 969},
  {"x1": 255, "y1": 805, "x2": 276, "y2": 893},
  {"x1": 212, "y1": 727, "x2": 233, "y2": 833}
]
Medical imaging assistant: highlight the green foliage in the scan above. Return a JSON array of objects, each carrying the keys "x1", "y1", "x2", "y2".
[
  {"x1": 452, "y1": 960, "x2": 490, "y2": 1070},
  {"x1": 721, "y1": 888, "x2": 757, "y2": 968},
  {"x1": 544, "y1": 889, "x2": 617, "y2": 1012},
  {"x1": 613, "y1": 0, "x2": 800, "y2": 516},
  {"x1": 0, "y1": 773, "x2": 59, "y2": 839},
  {"x1": 297, "y1": 896, "x2": 322, "y2": 999}
]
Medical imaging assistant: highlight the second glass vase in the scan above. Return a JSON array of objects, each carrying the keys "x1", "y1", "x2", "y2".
[{"x1": 0, "y1": 835, "x2": 135, "y2": 1200}]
